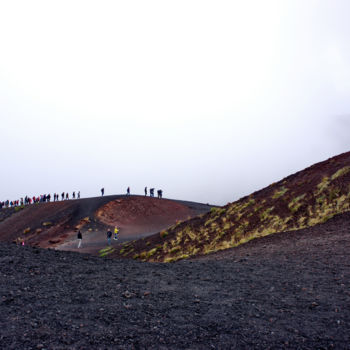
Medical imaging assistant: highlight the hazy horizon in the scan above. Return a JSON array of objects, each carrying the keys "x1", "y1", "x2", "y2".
[{"x1": 1, "y1": 1, "x2": 350, "y2": 205}]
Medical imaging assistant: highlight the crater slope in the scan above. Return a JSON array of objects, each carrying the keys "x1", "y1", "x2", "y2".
[
  {"x1": 0, "y1": 195, "x2": 212, "y2": 256},
  {"x1": 115, "y1": 151, "x2": 350, "y2": 262}
]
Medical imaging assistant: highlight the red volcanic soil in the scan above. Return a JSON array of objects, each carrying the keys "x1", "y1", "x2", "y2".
[
  {"x1": 0, "y1": 195, "x2": 212, "y2": 255},
  {"x1": 96, "y1": 196, "x2": 198, "y2": 237},
  {"x1": 0, "y1": 200, "x2": 80, "y2": 247},
  {"x1": 59, "y1": 196, "x2": 211, "y2": 255}
]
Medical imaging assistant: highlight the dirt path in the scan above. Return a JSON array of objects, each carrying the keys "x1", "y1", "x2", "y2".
[
  {"x1": 1, "y1": 212, "x2": 350, "y2": 349},
  {"x1": 57, "y1": 229, "x2": 144, "y2": 254}
]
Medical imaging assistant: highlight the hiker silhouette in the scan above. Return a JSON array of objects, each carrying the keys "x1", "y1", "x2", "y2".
[
  {"x1": 77, "y1": 231, "x2": 82, "y2": 248},
  {"x1": 107, "y1": 229, "x2": 112, "y2": 245}
]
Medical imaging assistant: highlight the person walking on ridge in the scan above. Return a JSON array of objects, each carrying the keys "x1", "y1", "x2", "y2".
[
  {"x1": 107, "y1": 229, "x2": 112, "y2": 245},
  {"x1": 126, "y1": 187, "x2": 130, "y2": 196},
  {"x1": 144, "y1": 187, "x2": 147, "y2": 196},
  {"x1": 101, "y1": 188, "x2": 104, "y2": 196},
  {"x1": 77, "y1": 230, "x2": 82, "y2": 248}
]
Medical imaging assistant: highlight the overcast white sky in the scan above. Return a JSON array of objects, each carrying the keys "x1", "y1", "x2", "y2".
[{"x1": 1, "y1": 0, "x2": 350, "y2": 205}]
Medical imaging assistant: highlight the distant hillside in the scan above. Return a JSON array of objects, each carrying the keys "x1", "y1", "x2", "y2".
[
  {"x1": 0, "y1": 196, "x2": 212, "y2": 253},
  {"x1": 115, "y1": 151, "x2": 350, "y2": 262}
]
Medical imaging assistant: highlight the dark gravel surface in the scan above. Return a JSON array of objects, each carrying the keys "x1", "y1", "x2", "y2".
[{"x1": 1, "y1": 213, "x2": 350, "y2": 349}]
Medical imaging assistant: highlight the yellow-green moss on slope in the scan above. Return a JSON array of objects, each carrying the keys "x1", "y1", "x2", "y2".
[{"x1": 132, "y1": 157, "x2": 350, "y2": 263}]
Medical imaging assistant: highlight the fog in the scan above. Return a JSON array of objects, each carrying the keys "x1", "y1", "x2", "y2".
[{"x1": 1, "y1": 1, "x2": 350, "y2": 205}]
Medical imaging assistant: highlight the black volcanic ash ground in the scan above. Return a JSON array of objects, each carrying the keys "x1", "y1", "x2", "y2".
[{"x1": 1, "y1": 212, "x2": 350, "y2": 349}]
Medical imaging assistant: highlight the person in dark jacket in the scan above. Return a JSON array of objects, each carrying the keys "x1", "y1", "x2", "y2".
[
  {"x1": 77, "y1": 231, "x2": 82, "y2": 248},
  {"x1": 107, "y1": 229, "x2": 112, "y2": 245}
]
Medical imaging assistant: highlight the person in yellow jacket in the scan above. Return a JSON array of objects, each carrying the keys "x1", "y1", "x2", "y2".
[{"x1": 114, "y1": 227, "x2": 119, "y2": 240}]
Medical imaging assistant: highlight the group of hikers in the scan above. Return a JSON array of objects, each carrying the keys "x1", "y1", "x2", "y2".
[
  {"x1": 55, "y1": 191, "x2": 81, "y2": 201},
  {"x1": 101, "y1": 187, "x2": 163, "y2": 198},
  {"x1": 144, "y1": 187, "x2": 163, "y2": 198},
  {"x1": 0, "y1": 191, "x2": 81, "y2": 209},
  {"x1": 77, "y1": 226, "x2": 119, "y2": 248},
  {"x1": 2, "y1": 186, "x2": 165, "y2": 210}
]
